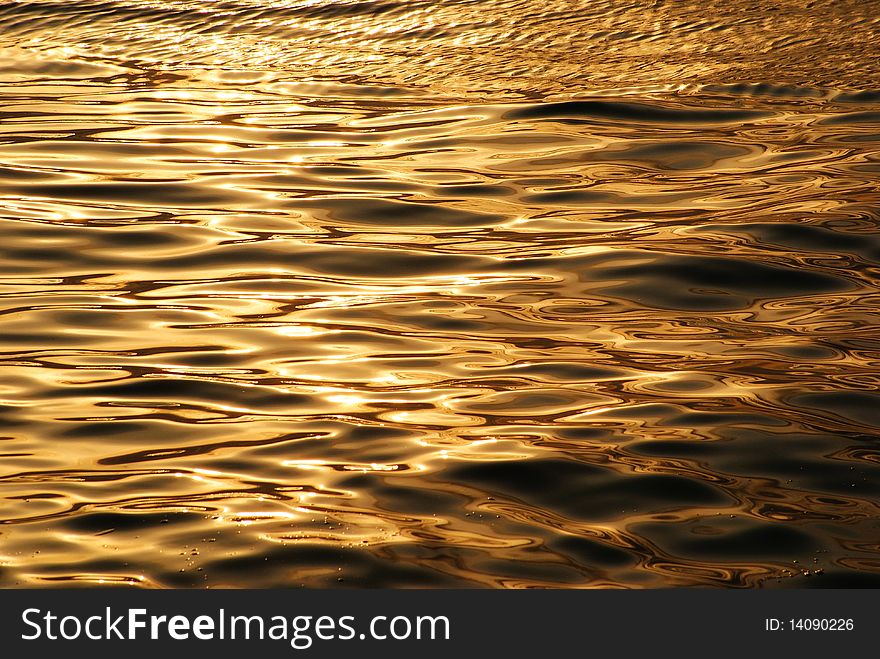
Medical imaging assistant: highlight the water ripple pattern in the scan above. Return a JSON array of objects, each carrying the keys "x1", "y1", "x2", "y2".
[{"x1": 0, "y1": 0, "x2": 879, "y2": 588}]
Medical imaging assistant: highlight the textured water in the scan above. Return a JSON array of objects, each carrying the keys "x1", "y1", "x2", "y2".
[{"x1": 1, "y1": 0, "x2": 879, "y2": 588}]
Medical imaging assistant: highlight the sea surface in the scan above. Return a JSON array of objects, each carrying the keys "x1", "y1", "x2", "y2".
[{"x1": 1, "y1": 0, "x2": 879, "y2": 588}]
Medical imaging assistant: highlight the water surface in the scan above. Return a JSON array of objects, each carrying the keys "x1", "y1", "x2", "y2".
[{"x1": 1, "y1": 0, "x2": 879, "y2": 588}]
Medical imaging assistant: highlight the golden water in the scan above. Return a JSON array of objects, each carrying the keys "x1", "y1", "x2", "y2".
[{"x1": 1, "y1": 0, "x2": 879, "y2": 588}]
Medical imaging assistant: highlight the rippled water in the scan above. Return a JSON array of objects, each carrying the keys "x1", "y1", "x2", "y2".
[{"x1": 1, "y1": 0, "x2": 879, "y2": 588}]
